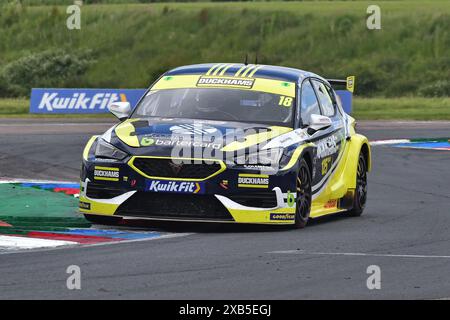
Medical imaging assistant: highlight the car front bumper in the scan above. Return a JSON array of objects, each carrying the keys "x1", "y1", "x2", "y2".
[{"x1": 79, "y1": 156, "x2": 298, "y2": 225}]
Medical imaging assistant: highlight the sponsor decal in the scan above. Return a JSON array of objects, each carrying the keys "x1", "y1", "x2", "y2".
[
  {"x1": 30, "y1": 89, "x2": 145, "y2": 114},
  {"x1": 94, "y1": 166, "x2": 120, "y2": 182},
  {"x1": 79, "y1": 201, "x2": 91, "y2": 210},
  {"x1": 151, "y1": 137, "x2": 222, "y2": 150},
  {"x1": 321, "y1": 157, "x2": 332, "y2": 175},
  {"x1": 324, "y1": 199, "x2": 337, "y2": 209},
  {"x1": 237, "y1": 173, "x2": 269, "y2": 189},
  {"x1": 287, "y1": 191, "x2": 295, "y2": 207},
  {"x1": 316, "y1": 135, "x2": 339, "y2": 159},
  {"x1": 196, "y1": 76, "x2": 255, "y2": 89},
  {"x1": 219, "y1": 180, "x2": 229, "y2": 190},
  {"x1": 140, "y1": 137, "x2": 155, "y2": 146},
  {"x1": 146, "y1": 180, "x2": 204, "y2": 194},
  {"x1": 270, "y1": 213, "x2": 295, "y2": 221}
]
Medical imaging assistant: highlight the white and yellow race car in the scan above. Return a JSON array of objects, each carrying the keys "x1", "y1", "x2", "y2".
[{"x1": 80, "y1": 63, "x2": 371, "y2": 228}]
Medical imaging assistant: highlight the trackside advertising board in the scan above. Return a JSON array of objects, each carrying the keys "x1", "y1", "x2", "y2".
[
  {"x1": 336, "y1": 90, "x2": 352, "y2": 114},
  {"x1": 29, "y1": 88, "x2": 352, "y2": 114},
  {"x1": 30, "y1": 88, "x2": 146, "y2": 114}
]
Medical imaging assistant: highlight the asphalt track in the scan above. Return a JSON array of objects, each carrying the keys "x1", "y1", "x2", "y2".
[{"x1": 0, "y1": 118, "x2": 449, "y2": 299}]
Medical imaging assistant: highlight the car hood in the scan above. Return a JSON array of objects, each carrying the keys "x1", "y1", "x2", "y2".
[{"x1": 103, "y1": 117, "x2": 294, "y2": 157}]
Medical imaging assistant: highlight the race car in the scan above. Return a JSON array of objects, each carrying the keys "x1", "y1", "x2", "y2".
[{"x1": 79, "y1": 63, "x2": 371, "y2": 228}]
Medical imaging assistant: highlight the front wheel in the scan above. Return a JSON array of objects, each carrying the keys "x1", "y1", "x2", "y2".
[
  {"x1": 294, "y1": 158, "x2": 312, "y2": 228},
  {"x1": 348, "y1": 153, "x2": 368, "y2": 217}
]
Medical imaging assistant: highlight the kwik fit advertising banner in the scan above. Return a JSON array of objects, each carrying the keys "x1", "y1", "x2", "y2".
[
  {"x1": 30, "y1": 88, "x2": 146, "y2": 114},
  {"x1": 30, "y1": 88, "x2": 352, "y2": 114}
]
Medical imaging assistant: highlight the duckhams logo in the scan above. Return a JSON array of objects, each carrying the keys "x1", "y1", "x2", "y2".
[
  {"x1": 94, "y1": 166, "x2": 120, "y2": 181},
  {"x1": 30, "y1": 88, "x2": 146, "y2": 114},
  {"x1": 238, "y1": 174, "x2": 269, "y2": 189},
  {"x1": 146, "y1": 180, "x2": 204, "y2": 194},
  {"x1": 197, "y1": 76, "x2": 255, "y2": 89}
]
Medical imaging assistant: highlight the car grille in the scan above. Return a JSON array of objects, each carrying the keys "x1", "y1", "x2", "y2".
[
  {"x1": 228, "y1": 191, "x2": 278, "y2": 208},
  {"x1": 116, "y1": 192, "x2": 233, "y2": 221},
  {"x1": 131, "y1": 157, "x2": 223, "y2": 180}
]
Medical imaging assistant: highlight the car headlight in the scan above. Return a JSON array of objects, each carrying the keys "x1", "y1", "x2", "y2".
[
  {"x1": 95, "y1": 139, "x2": 128, "y2": 160},
  {"x1": 234, "y1": 148, "x2": 284, "y2": 166}
]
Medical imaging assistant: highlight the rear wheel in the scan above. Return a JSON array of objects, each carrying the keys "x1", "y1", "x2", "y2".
[
  {"x1": 348, "y1": 153, "x2": 368, "y2": 217},
  {"x1": 294, "y1": 158, "x2": 312, "y2": 228}
]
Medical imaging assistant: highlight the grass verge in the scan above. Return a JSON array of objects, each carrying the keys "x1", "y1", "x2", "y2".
[{"x1": 353, "y1": 97, "x2": 450, "y2": 120}]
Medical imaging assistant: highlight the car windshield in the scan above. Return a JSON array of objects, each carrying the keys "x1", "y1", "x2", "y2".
[{"x1": 131, "y1": 88, "x2": 294, "y2": 126}]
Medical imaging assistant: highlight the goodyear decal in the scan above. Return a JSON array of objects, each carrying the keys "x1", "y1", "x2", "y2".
[
  {"x1": 145, "y1": 180, "x2": 204, "y2": 194},
  {"x1": 197, "y1": 76, "x2": 255, "y2": 89},
  {"x1": 94, "y1": 166, "x2": 120, "y2": 182},
  {"x1": 238, "y1": 173, "x2": 269, "y2": 189},
  {"x1": 270, "y1": 213, "x2": 295, "y2": 221}
]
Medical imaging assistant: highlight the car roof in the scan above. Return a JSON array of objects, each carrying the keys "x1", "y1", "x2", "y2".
[{"x1": 165, "y1": 63, "x2": 327, "y2": 84}]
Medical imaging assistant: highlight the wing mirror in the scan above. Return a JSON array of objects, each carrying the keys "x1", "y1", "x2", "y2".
[
  {"x1": 108, "y1": 102, "x2": 131, "y2": 121},
  {"x1": 308, "y1": 114, "x2": 332, "y2": 132}
]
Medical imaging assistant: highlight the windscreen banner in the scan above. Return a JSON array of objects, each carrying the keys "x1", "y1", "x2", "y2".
[{"x1": 29, "y1": 88, "x2": 146, "y2": 114}]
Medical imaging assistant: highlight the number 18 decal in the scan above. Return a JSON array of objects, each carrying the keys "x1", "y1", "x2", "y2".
[{"x1": 279, "y1": 96, "x2": 293, "y2": 107}]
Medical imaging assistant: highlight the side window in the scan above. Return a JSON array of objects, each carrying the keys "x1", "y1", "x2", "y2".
[
  {"x1": 300, "y1": 80, "x2": 321, "y2": 126},
  {"x1": 312, "y1": 80, "x2": 335, "y2": 117}
]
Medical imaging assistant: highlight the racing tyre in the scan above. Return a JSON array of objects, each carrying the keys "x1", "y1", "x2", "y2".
[
  {"x1": 294, "y1": 158, "x2": 312, "y2": 228},
  {"x1": 348, "y1": 153, "x2": 368, "y2": 217}
]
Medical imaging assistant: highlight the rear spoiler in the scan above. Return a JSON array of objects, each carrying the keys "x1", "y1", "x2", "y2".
[{"x1": 327, "y1": 76, "x2": 355, "y2": 93}]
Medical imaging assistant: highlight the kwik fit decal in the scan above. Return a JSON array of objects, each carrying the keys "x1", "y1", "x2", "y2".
[
  {"x1": 30, "y1": 88, "x2": 145, "y2": 114},
  {"x1": 146, "y1": 180, "x2": 204, "y2": 194}
]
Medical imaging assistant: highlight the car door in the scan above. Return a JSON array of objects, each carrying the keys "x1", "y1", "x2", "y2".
[{"x1": 303, "y1": 78, "x2": 346, "y2": 195}]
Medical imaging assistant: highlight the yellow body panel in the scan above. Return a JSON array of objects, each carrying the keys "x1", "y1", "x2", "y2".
[
  {"x1": 79, "y1": 196, "x2": 119, "y2": 216},
  {"x1": 115, "y1": 120, "x2": 140, "y2": 147},
  {"x1": 310, "y1": 133, "x2": 370, "y2": 218},
  {"x1": 228, "y1": 207, "x2": 296, "y2": 225}
]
